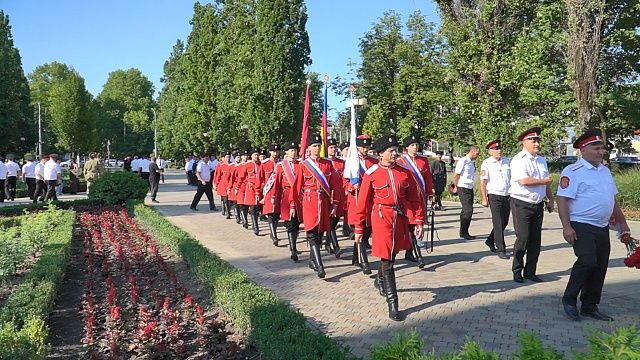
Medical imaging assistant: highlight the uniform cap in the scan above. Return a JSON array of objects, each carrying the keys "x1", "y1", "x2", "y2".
[
  {"x1": 268, "y1": 143, "x2": 280, "y2": 152},
  {"x1": 327, "y1": 138, "x2": 338, "y2": 147},
  {"x1": 249, "y1": 147, "x2": 261, "y2": 155},
  {"x1": 307, "y1": 133, "x2": 322, "y2": 145},
  {"x1": 403, "y1": 134, "x2": 421, "y2": 148},
  {"x1": 340, "y1": 142, "x2": 350, "y2": 150},
  {"x1": 283, "y1": 141, "x2": 299, "y2": 151},
  {"x1": 356, "y1": 135, "x2": 372, "y2": 147},
  {"x1": 517, "y1": 127, "x2": 542, "y2": 141},
  {"x1": 573, "y1": 128, "x2": 604, "y2": 149},
  {"x1": 242, "y1": 148, "x2": 250, "y2": 156},
  {"x1": 486, "y1": 139, "x2": 501, "y2": 150},
  {"x1": 373, "y1": 134, "x2": 399, "y2": 153},
  {"x1": 224, "y1": 151, "x2": 232, "y2": 156}
]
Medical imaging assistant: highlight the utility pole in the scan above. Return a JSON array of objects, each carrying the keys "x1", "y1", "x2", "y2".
[{"x1": 37, "y1": 102, "x2": 42, "y2": 157}]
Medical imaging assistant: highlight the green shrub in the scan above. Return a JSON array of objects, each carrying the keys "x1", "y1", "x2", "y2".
[
  {"x1": 88, "y1": 171, "x2": 148, "y2": 204},
  {"x1": 614, "y1": 170, "x2": 640, "y2": 211},
  {"x1": 129, "y1": 201, "x2": 349, "y2": 360},
  {"x1": 515, "y1": 331, "x2": 565, "y2": 360},
  {"x1": 0, "y1": 207, "x2": 74, "y2": 359},
  {"x1": 369, "y1": 331, "x2": 428, "y2": 360},
  {"x1": 574, "y1": 326, "x2": 640, "y2": 360}
]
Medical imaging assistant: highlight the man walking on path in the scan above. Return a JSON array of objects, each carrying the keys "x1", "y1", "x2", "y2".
[
  {"x1": 22, "y1": 155, "x2": 37, "y2": 200},
  {"x1": 44, "y1": 153, "x2": 61, "y2": 201},
  {"x1": 0, "y1": 157, "x2": 6, "y2": 202},
  {"x1": 509, "y1": 127, "x2": 554, "y2": 283},
  {"x1": 480, "y1": 140, "x2": 511, "y2": 260},
  {"x1": 148, "y1": 155, "x2": 161, "y2": 203},
  {"x1": 4, "y1": 154, "x2": 20, "y2": 201},
  {"x1": 190, "y1": 153, "x2": 216, "y2": 211},
  {"x1": 452, "y1": 145, "x2": 480, "y2": 240},
  {"x1": 557, "y1": 128, "x2": 630, "y2": 321},
  {"x1": 430, "y1": 150, "x2": 447, "y2": 210},
  {"x1": 83, "y1": 152, "x2": 104, "y2": 195}
]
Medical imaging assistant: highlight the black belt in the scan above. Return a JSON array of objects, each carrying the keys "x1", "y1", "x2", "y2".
[{"x1": 378, "y1": 203, "x2": 406, "y2": 217}]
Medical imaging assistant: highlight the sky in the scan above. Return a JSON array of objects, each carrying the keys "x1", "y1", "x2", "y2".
[{"x1": 2, "y1": 0, "x2": 440, "y2": 118}]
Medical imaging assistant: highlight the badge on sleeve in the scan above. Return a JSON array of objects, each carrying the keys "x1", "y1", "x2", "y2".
[{"x1": 560, "y1": 176, "x2": 570, "y2": 189}]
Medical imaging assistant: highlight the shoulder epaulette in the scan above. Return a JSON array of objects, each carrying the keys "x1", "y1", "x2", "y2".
[
  {"x1": 365, "y1": 164, "x2": 379, "y2": 175},
  {"x1": 569, "y1": 162, "x2": 583, "y2": 171}
]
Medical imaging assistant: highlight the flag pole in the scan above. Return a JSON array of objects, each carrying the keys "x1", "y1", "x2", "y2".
[{"x1": 300, "y1": 79, "x2": 311, "y2": 160}]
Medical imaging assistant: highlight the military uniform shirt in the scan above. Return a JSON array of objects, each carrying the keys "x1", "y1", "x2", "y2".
[
  {"x1": 556, "y1": 159, "x2": 617, "y2": 227},
  {"x1": 196, "y1": 161, "x2": 212, "y2": 182},
  {"x1": 35, "y1": 162, "x2": 45, "y2": 180},
  {"x1": 6, "y1": 161, "x2": 20, "y2": 176},
  {"x1": 480, "y1": 156, "x2": 510, "y2": 196},
  {"x1": 454, "y1": 155, "x2": 475, "y2": 189},
  {"x1": 22, "y1": 161, "x2": 36, "y2": 178},
  {"x1": 44, "y1": 159, "x2": 60, "y2": 181},
  {"x1": 509, "y1": 149, "x2": 549, "y2": 204}
]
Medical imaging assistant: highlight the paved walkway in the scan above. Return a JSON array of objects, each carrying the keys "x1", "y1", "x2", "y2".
[{"x1": 20, "y1": 171, "x2": 636, "y2": 358}]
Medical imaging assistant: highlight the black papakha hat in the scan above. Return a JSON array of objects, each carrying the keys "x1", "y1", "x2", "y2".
[
  {"x1": 307, "y1": 133, "x2": 322, "y2": 145},
  {"x1": 356, "y1": 135, "x2": 372, "y2": 147},
  {"x1": 373, "y1": 134, "x2": 399, "y2": 153},
  {"x1": 283, "y1": 141, "x2": 299, "y2": 151},
  {"x1": 403, "y1": 134, "x2": 420, "y2": 148},
  {"x1": 268, "y1": 143, "x2": 280, "y2": 152}
]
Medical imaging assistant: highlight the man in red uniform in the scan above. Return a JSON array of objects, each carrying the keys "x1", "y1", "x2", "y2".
[
  {"x1": 355, "y1": 134, "x2": 424, "y2": 321},
  {"x1": 270, "y1": 141, "x2": 303, "y2": 262},
  {"x1": 232, "y1": 151, "x2": 249, "y2": 225},
  {"x1": 348, "y1": 135, "x2": 378, "y2": 275},
  {"x1": 241, "y1": 148, "x2": 264, "y2": 235},
  {"x1": 213, "y1": 151, "x2": 233, "y2": 218},
  {"x1": 261, "y1": 143, "x2": 281, "y2": 245},
  {"x1": 292, "y1": 134, "x2": 343, "y2": 279},
  {"x1": 339, "y1": 142, "x2": 353, "y2": 238},
  {"x1": 325, "y1": 138, "x2": 347, "y2": 257},
  {"x1": 396, "y1": 134, "x2": 434, "y2": 268}
]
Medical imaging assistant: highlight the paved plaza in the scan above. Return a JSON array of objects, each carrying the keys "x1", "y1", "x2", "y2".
[{"x1": 149, "y1": 171, "x2": 640, "y2": 358}]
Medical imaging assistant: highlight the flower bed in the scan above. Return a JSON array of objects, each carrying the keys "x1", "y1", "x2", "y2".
[{"x1": 78, "y1": 206, "x2": 233, "y2": 358}]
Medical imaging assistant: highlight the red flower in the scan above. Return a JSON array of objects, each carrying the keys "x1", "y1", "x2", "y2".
[
  {"x1": 184, "y1": 294, "x2": 194, "y2": 307},
  {"x1": 196, "y1": 305, "x2": 205, "y2": 327},
  {"x1": 111, "y1": 306, "x2": 121, "y2": 321},
  {"x1": 142, "y1": 321, "x2": 157, "y2": 338}
]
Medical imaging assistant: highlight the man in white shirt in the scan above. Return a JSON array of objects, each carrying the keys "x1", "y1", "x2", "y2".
[
  {"x1": 44, "y1": 153, "x2": 62, "y2": 201},
  {"x1": 156, "y1": 156, "x2": 166, "y2": 183},
  {"x1": 0, "y1": 156, "x2": 7, "y2": 202},
  {"x1": 22, "y1": 155, "x2": 37, "y2": 200},
  {"x1": 138, "y1": 155, "x2": 151, "y2": 187},
  {"x1": 557, "y1": 128, "x2": 630, "y2": 322},
  {"x1": 33, "y1": 155, "x2": 48, "y2": 203},
  {"x1": 452, "y1": 145, "x2": 480, "y2": 240},
  {"x1": 189, "y1": 153, "x2": 216, "y2": 211},
  {"x1": 4, "y1": 154, "x2": 21, "y2": 201},
  {"x1": 480, "y1": 140, "x2": 511, "y2": 260},
  {"x1": 509, "y1": 127, "x2": 554, "y2": 283}
]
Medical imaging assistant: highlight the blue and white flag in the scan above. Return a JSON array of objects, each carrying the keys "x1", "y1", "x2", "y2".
[{"x1": 343, "y1": 94, "x2": 360, "y2": 185}]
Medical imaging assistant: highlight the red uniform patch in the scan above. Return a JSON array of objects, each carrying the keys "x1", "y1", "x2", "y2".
[{"x1": 560, "y1": 176, "x2": 570, "y2": 189}]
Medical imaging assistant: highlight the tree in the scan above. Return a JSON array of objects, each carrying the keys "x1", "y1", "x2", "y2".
[
  {"x1": 156, "y1": 40, "x2": 187, "y2": 158},
  {"x1": 253, "y1": 0, "x2": 311, "y2": 144},
  {"x1": 28, "y1": 62, "x2": 97, "y2": 154},
  {"x1": 96, "y1": 68, "x2": 155, "y2": 156},
  {"x1": 48, "y1": 72, "x2": 97, "y2": 153},
  {"x1": 0, "y1": 11, "x2": 33, "y2": 155}
]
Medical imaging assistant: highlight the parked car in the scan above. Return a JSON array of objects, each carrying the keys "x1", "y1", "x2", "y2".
[
  {"x1": 558, "y1": 155, "x2": 578, "y2": 164},
  {"x1": 611, "y1": 156, "x2": 640, "y2": 164},
  {"x1": 60, "y1": 159, "x2": 72, "y2": 168}
]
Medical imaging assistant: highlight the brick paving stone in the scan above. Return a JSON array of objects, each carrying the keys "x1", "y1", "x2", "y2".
[{"x1": 148, "y1": 171, "x2": 640, "y2": 359}]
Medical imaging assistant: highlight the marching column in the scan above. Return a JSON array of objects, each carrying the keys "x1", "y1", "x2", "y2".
[{"x1": 260, "y1": 143, "x2": 281, "y2": 245}]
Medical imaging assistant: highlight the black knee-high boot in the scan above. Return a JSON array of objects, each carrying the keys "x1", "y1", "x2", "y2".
[
  {"x1": 329, "y1": 229, "x2": 342, "y2": 258},
  {"x1": 412, "y1": 235, "x2": 426, "y2": 268},
  {"x1": 221, "y1": 197, "x2": 227, "y2": 216},
  {"x1": 287, "y1": 231, "x2": 298, "y2": 262},
  {"x1": 225, "y1": 198, "x2": 232, "y2": 219},
  {"x1": 242, "y1": 206, "x2": 249, "y2": 229},
  {"x1": 234, "y1": 203, "x2": 241, "y2": 224},
  {"x1": 374, "y1": 266, "x2": 385, "y2": 297},
  {"x1": 268, "y1": 216, "x2": 279, "y2": 246},
  {"x1": 351, "y1": 242, "x2": 371, "y2": 275},
  {"x1": 308, "y1": 234, "x2": 326, "y2": 278},
  {"x1": 251, "y1": 209, "x2": 260, "y2": 235},
  {"x1": 381, "y1": 260, "x2": 402, "y2": 321}
]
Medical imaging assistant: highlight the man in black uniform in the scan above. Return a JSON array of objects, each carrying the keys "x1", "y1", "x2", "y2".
[
  {"x1": 557, "y1": 129, "x2": 630, "y2": 321},
  {"x1": 430, "y1": 150, "x2": 447, "y2": 210},
  {"x1": 148, "y1": 155, "x2": 161, "y2": 203}
]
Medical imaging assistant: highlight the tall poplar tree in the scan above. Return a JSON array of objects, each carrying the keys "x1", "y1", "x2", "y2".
[
  {"x1": 0, "y1": 11, "x2": 33, "y2": 154},
  {"x1": 253, "y1": 0, "x2": 311, "y2": 144}
]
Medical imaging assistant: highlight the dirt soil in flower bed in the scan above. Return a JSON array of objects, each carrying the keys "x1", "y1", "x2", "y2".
[{"x1": 47, "y1": 205, "x2": 257, "y2": 359}]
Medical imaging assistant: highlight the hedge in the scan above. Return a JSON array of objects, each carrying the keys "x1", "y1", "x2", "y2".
[
  {"x1": 0, "y1": 206, "x2": 75, "y2": 359},
  {"x1": 370, "y1": 326, "x2": 640, "y2": 359},
  {"x1": 128, "y1": 201, "x2": 350, "y2": 360}
]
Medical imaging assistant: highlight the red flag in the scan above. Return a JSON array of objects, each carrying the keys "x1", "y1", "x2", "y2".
[{"x1": 300, "y1": 82, "x2": 311, "y2": 159}]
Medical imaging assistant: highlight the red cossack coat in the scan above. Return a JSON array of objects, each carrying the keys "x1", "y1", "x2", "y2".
[
  {"x1": 270, "y1": 159, "x2": 302, "y2": 222},
  {"x1": 396, "y1": 153, "x2": 435, "y2": 225},
  {"x1": 227, "y1": 163, "x2": 240, "y2": 202},
  {"x1": 292, "y1": 157, "x2": 343, "y2": 232},
  {"x1": 347, "y1": 155, "x2": 378, "y2": 225},
  {"x1": 260, "y1": 158, "x2": 279, "y2": 215},
  {"x1": 214, "y1": 162, "x2": 232, "y2": 197},
  {"x1": 242, "y1": 161, "x2": 263, "y2": 206},
  {"x1": 329, "y1": 157, "x2": 347, "y2": 218},
  {"x1": 234, "y1": 163, "x2": 248, "y2": 205},
  {"x1": 354, "y1": 163, "x2": 424, "y2": 260}
]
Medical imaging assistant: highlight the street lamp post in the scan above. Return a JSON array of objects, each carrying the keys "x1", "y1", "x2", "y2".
[
  {"x1": 151, "y1": 108, "x2": 158, "y2": 157},
  {"x1": 37, "y1": 102, "x2": 42, "y2": 157}
]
